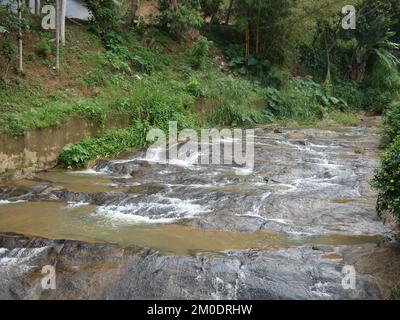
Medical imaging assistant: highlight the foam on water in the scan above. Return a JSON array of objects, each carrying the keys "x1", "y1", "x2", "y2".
[
  {"x1": 93, "y1": 195, "x2": 211, "y2": 224},
  {"x1": 71, "y1": 169, "x2": 106, "y2": 175},
  {"x1": 0, "y1": 200, "x2": 26, "y2": 205},
  {"x1": 65, "y1": 201, "x2": 90, "y2": 208},
  {"x1": 139, "y1": 148, "x2": 204, "y2": 171}
]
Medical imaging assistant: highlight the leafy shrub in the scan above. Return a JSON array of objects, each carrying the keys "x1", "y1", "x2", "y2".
[
  {"x1": 72, "y1": 100, "x2": 107, "y2": 126},
  {"x1": 333, "y1": 78, "x2": 364, "y2": 110},
  {"x1": 391, "y1": 287, "x2": 400, "y2": 300},
  {"x1": 262, "y1": 87, "x2": 286, "y2": 119},
  {"x1": 223, "y1": 44, "x2": 243, "y2": 62},
  {"x1": 105, "y1": 50, "x2": 132, "y2": 74},
  {"x1": 83, "y1": 0, "x2": 119, "y2": 32},
  {"x1": 158, "y1": 0, "x2": 203, "y2": 38},
  {"x1": 382, "y1": 101, "x2": 400, "y2": 145},
  {"x1": 209, "y1": 102, "x2": 264, "y2": 127},
  {"x1": 204, "y1": 75, "x2": 259, "y2": 103},
  {"x1": 84, "y1": 69, "x2": 108, "y2": 87},
  {"x1": 58, "y1": 122, "x2": 150, "y2": 168},
  {"x1": 263, "y1": 77, "x2": 346, "y2": 122},
  {"x1": 227, "y1": 54, "x2": 270, "y2": 78},
  {"x1": 33, "y1": 37, "x2": 51, "y2": 58},
  {"x1": 103, "y1": 31, "x2": 124, "y2": 51},
  {"x1": 264, "y1": 66, "x2": 291, "y2": 89},
  {"x1": 190, "y1": 36, "x2": 212, "y2": 69},
  {"x1": 103, "y1": 32, "x2": 164, "y2": 74},
  {"x1": 224, "y1": 43, "x2": 270, "y2": 78},
  {"x1": 2, "y1": 40, "x2": 15, "y2": 62},
  {"x1": 0, "y1": 103, "x2": 72, "y2": 135},
  {"x1": 0, "y1": 114, "x2": 27, "y2": 136},
  {"x1": 186, "y1": 79, "x2": 204, "y2": 97},
  {"x1": 373, "y1": 136, "x2": 400, "y2": 224},
  {"x1": 124, "y1": 80, "x2": 196, "y2": 130},
  {"x1": 362, "y1": 60, "x2": 400, "y2": 113},
  {"x1": 28, "y1": 104, "x2": 71, "y2": 129},
  {"x1": 130, "y1": 53, "x2": 159, "y2": 73}
]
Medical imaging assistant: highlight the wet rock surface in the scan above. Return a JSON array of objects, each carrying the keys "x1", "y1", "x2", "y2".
[
  {"x1": 0, "y1": 124, "x2": 393, "y2": 236},
  {"x1": 1, "y1": 233, "x2": 399, "y2": 300},
  {"x1": 0, "y1": 120, "x2": 399, "y2": 299}
]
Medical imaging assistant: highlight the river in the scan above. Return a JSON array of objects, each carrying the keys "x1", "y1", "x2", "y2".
[{"x1": 0, "y1": 118, "x2": 399, "y2": 299}]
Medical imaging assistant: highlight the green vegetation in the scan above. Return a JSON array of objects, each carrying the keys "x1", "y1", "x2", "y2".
[
  {"x1": 262, "y1": 77, "x2": 348, "y2": 122},
  {"x1": 374, "y1": 99, "x2": 400, "y2": 225},
  {"x1": 391, "y1": 286, "x2": 400, "y2": 300},
  {"x1": 325, "y1": 111, "x2": 362, "y2": 127},
  {"x1": 59, "y1": 122, "x2": 149, "y2": 168},
  {"x1": 373, "y1": 136, "x2": 400, "y2": 223},
  {"x1": 362, "y1": 60, "x2": 400, "y2": 113},
  {"x1": 382, "y1": 101, "x2": 400, "y2": 145},
  {"x1": 1, "y1": 1, "x2": 400, "y2": 222}
]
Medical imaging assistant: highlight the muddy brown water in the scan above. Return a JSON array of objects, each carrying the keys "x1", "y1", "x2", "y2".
[
  {"x1": 0, "y1": 201, "x2": 383, "y2": 255},
  {"x1": 0, "y1": 122, "x2": 396, "y2": 255},
  {"x1": 0, "y1": 120, "x2": 399, "y2": 299}
]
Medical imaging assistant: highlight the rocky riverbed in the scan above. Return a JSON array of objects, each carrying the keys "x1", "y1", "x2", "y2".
[{"x1": 0, "y1": 119, "x2": 399, "y2": 299}]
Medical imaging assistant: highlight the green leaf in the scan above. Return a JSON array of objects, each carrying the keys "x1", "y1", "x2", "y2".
[{"x1": 247, "y1": 56, "x2": 258, "y2": 66}]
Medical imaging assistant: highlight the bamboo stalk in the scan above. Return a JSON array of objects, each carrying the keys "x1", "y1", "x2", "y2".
[{"x1": 256, "y1": 0, "x2": 261, "y2": 55}]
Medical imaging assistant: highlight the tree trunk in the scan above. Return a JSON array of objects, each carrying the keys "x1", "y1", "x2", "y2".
[
  {"x1": 56, "y1": 0, "x2": 60, "y2": 72},
  {"x1": 60, "y1": 0, "x2": 66, "y2": 45},
  {"x1": 18, "y1": 0, "x2": 23, "y2": 71},
  {"x1": 225, "y1": 0, "x2": 234, "y2": 25},
  {"x1": 170, "y1": 0, "x2": 178, "y2": 12},
  {"x1": 324, "y1": 35, "x2": 331, "y2": 85},
  {"x1": 350, "y1": 52, "x2": 367, "y2": 82},
  {"x1": 130, "y1": 0, "x2": 139, "y2": 25},
  {"x1": 35, "y1": 0, "x2": 41, "y2": 16}
]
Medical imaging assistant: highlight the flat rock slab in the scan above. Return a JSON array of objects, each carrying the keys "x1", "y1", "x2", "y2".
[{"x1": 1, "y1": 234, "x2": 399, "y2": 300}]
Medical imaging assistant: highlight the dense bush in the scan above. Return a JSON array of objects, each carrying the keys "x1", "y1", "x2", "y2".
[
  {"x1": 83, "y1": 0, "x2": 120, "y2": 33},
  {"x1": 190, "y1": 36, "x2": 212, "y2": 69},
  {"x1": 333, "y1": 78, "x2": 364, "y2": 110},
  {"x1": 382, "y1": 101, "x2": 400, "y2": 145},
  {"x1": 263, "y1": 77, "x2": 347, "y2": 122},
  {"x1": 102, "y1": 31, "x2": 165, "y2": 74},
  {"x1": 208, "y1": 102, "x2": 264, "y2": 127},
  {"x1": 362, "y1": 60, "x2": 400, "y2": 113},
  {"x1": 186, "y1": 79, "x2": 205, "y2": 97},
  {"x1": 0, "y1": 114, "x2": 27, "y2": 136},
  {"x1": 0, "y1": 103, "x2": 72, "y2": 135},
  {"x1": 33, "y1": 36, "x2": 51, "y2": 58},
  {"x1": 203, "y1": 75, "x2": 262, "y2": 104},
  {"x1": 158, "y1": 0, "x2": 203, "y2": 38},
  {"x1": 127, "y1": 80, "x2": 197, "y2": 130},
  {"x1": 2, "y1": 40, "x2": 15, "y2": 62},
  {"x1": 58, "y1": 122, "x2": 150, "y2": 168},
  {"x1": 373, "y1": 136, "x2": 400, "y2": 223}
]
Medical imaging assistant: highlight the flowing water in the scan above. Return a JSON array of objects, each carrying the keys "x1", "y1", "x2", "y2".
[
  {"x1": 0, "y1": 201, "x2": 383, "y2": 255},
  {"x1": 0, "y1": 121, "x2": 399, "y2": 299},
  {"x1": 0, "y1": 123, "x2": 392, "y2": 241}
]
